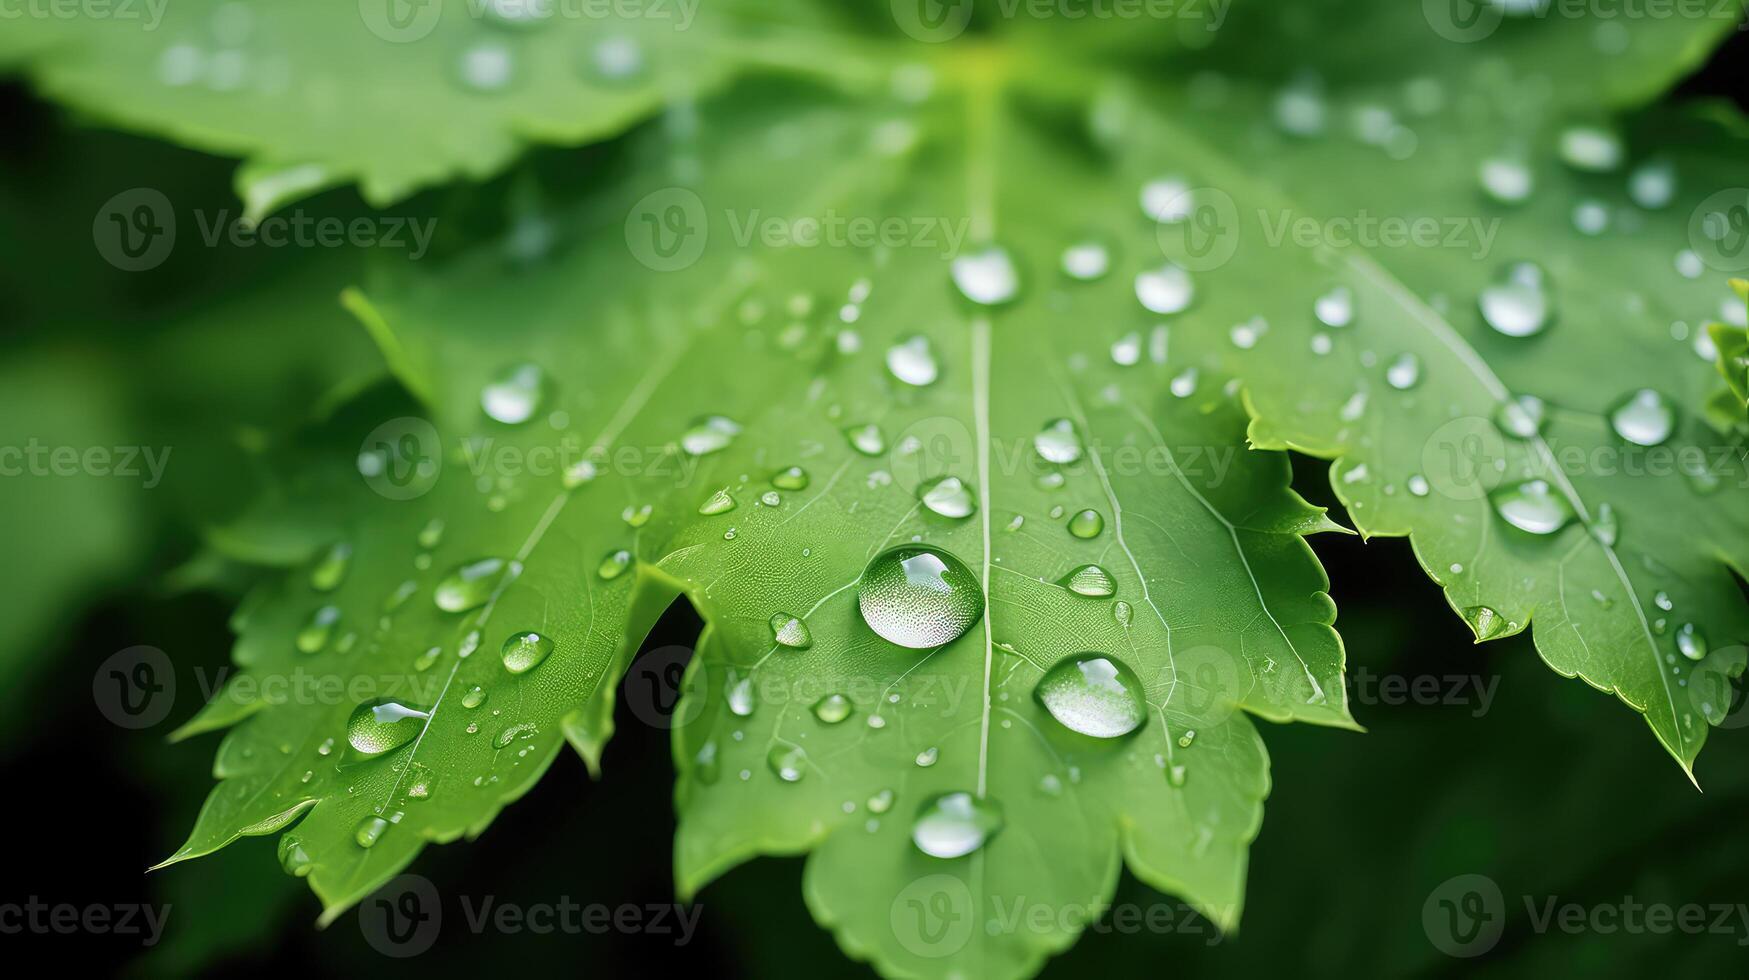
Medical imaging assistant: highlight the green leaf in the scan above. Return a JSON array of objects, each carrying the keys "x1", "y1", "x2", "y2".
[
  {"x1": 0, "y1": 0, "x2": 859, "y2": 217},
  {"x1": 1711, "y1": 279, "x2": 1748, "y2": 420}
]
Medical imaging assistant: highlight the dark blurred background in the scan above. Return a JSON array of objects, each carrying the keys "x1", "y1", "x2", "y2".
[{"x1": 3, "y1": 27, "x2": 1748, "y2": 978}]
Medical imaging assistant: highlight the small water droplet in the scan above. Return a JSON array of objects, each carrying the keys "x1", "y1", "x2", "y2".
[
  {"x1": 598, "y1": 549, "x2": 633, "y2": 580},
  {"x1": 769, "y1": 613, "x2": 813, "y2": 649},
  {"x1": 1608, "y1": 388, "x2": 1675, "y2": 446},
  {"x1": 1111, "y1": 331, "x2": 1142, "y2": 366},
  {"x1": 1033, "y1": 418, "x2": 1083, "y2": 465},
  {"x1": 1170, "y1": 368, "x2": 1198, "y2": 398},
  {"x1": 911, "y1": 791, "x2": 1004, "y2": 858},
  {"x1": 767, "y1": 745, "x2": 807, "y2": 782},
  {"x1": 1675, "y1": 623, "x2": 1708, "y2": 661},
  {"x1": 310, "y1": 542, "x2": 352, "y2": 592},
  {"x1": 1559, "y1": 125, "x2": 1623, "y2": 172},
  {"x1": 1495, "y1": 395, "x2": 1546, "y2": 439},
  {"x1": 417, "y1": 518, "x2": 446, "y2": 550},
  {"x1": 1628, "y1": 160, "x2": 1676, "y2": 209},
  {"x1": 1033, "y1": 653, "x2": 1148, "y2": 738},
  {"x1": 1407, "y1": 474, "x2": 1430, "y2": 497},
  {"x1": 1135, "y1": 263, "x2": 1194, "y2": 314},
  {"x1": 493, "y1": 721, "x2": 539, "y2": 748},
  {"x1": 1113, "y1": 600, "x2": 1133, "y2": 627},
  {"x1": 858, "y1": 546, "x2": 984, "y2": 649},
  {"x1": 462, "y1": 686, "x2": 487, "y2": 709},
  {"x1": 1480, "y1": 262, "x2": 1554, "y2": 337},
  {"x1": 1060, "y1": 564, "x2": 1116, "y2": 597},
  {"x1": 1062, "y1": 241, "x2": 1110, "y2": 281},
  {"x1": 681, "y1": 415, "x2": 741, "y2": 455},
  {"x1": 1314, "y1": 286, "x2": 1354, "y2": 327},
  {"x1": 726, "y1": 676, "x2": 755, "y2": 717},
  {"x1": 844, "y1": 423, "x2": 886, "y2": 456},
  {"x1": 1478, "y1": 156, "x2": 1534, "y2": 204},
  {"x1": 296, "y1": 605, "x2": 341, "y2": 653},
  {"x1": 886, "y1": 335, "x2": 940, "y2": 386},
  {"x1": 867, "y1": 788, "x2": 895, "y2": 813},
  {"x1": 1067, "y1": 509, "x2": 1105, "y2": 539},
  {"x1": 951, "y1": 245, "x2": 1020, "y2": 305},
  {"x1": 456, "y1": 41, "x2": 516, "y2": 93},
  {"x1": 699, "y1": 488, "x2": 737, "y2": 515},
  {"x1": 563, "y1": 459, "x2": 599, "y2": 489},
  {"x1": 354, "y1": 815, "x2": 390, "y2": 848},
  {"x1": 347, "y1": 698, "x2": 430, "y2": 756},
  {"x1": 1490, "y1": 479, "x2": 1576, "y2": 535},
  {"x1": 1590, "y1": 502, "x2": 1619, "y2": 547},
  {"x1": 435, "y1": 558, "x2": 520, "y2": 612},
  {"x1": 481, "y1": 363, "x2": 543, "y2": 423},
  {"x1": 919, "y1": 475, "x2": 976, "y2": 519},
  {"x1": 772, "y1": 466, "x2": 810, "y2": 490},
  {"x1": 914, "y1": 746, "x2": 939, "y2": 767},
  {"x1": 277, "y1": 835, "x2": 313, "y2": 877},
  {"x1": 1464, "y1": 605, "x2": 1512, "y2": 641},
  {"x1": 1385, "y1": 353, "x2": 1422, "y2": 390},
  {"x1": 500, "y1": 631, "x2": 554, "y2": 674},
  {"x1": 813, "y1": 693, "x2": 852, "y2": 724}
]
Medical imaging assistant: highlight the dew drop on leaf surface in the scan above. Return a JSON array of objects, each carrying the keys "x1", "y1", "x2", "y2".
[
  {"x1": 911, "y1": 791, "x2": 1004, "y2": 859},
  {"x1": 1489, "y1": 479, "x2": 1577, "y2": 535},
  {"x1": 346, "y1": 698, "x2": 430, "y2": 756},
  {"x1": 434, "y1": 558, "x2": 520, "y2": 612},
  {"x1": 500, "y1": 631, "x2": 554, "y2": 674},
  {"x1": 1033, "y1": 653, "x2": 1149, "y2": 738},
  {"x1": 858, "y1": 546, "x2": 984, "y2": 649}
]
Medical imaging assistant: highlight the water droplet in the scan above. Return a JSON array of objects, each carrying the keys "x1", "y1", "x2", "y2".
[
  {"x1": 844, "y1": 423, "x2": 886, "y2": 456},
  {"x1": 764, "y1": 744, "x2": 808, "y2": 783},
  {"x1": 462, "y1": 686, "x2": 487, "y2": 709},
  {"x1": 1111, "y1": 331, "x2": 1142, "y2": 366},
  {"x1": 587, "y1": 36, "x2": 644, "y2": 82},
  {"x1": 911, "y1": 791, "x2": 1004, "y2": 858},
  {"x1": 1572, "y1": 199, "x2": 1610, "y2": 236},
  {"x1": 417, "y1": 518, "x2": 445, "y2": 550},
  {"x1": 1067, "y1": 509, "x2": 1105, "y2": 539},
  {"x1": 919, "y1": 475, "x2": 976, "y2": 519},
  {"x1": 1113, "y1": 601, "x2": 1133, "y2": 627},
  {"x1": 310, "y1": 543, "x2": 352, "y2": 592},
  {"x1": 1495, "y1": 395, "x2": 1546, "y2": 439},
  {"x1": 1628, "y1": 160, "x2": 1676, "y2": 209},
  {"x1": 1178, "y1": 729, "x2": 1197, "y2": 748},
  {"x1": 456, "y1": 41, "x2": 517, "y2": 93},
  {"x1": 772, "y1": 466, "x2": 810, "y2": 490},
  {"x1": 886, "y1": 335, "x2": 940, "y2": 386},
  {"x1": 1140, "y1": 176, "x2": 1194, "y2": 222},
  {"x1": 1060, "y1": 564, "x2": 1116, "y2": 597},
  {"x1": 951, "y1": 245, "x2": 1020, "y2": 305},
  {"x1": 1675, "y1": 623, "x2": 1707, "y2": 661},
  {"x1": 867, "y1": 788, "x2": 894, "y2": 813},
  {"x1": 858, "y1": 546, "x2": 984, "y2": 649},
  {"x1": 1590, "y1": 502, "x2": 1619, "y2": 547},
  {"x1": 1033, "y1": 418, "x2": 1083, "y2": 465},
  {"x1": 726, "y1": 676, "x2": 755, "y2": 717},
  {"x1": 1559, "y1": 125, "x2": 1623, "y2": 172},
  {"x1": 481, "y1": 363, "x2": 543, "y2": 423},
  {"x1": 413, "y1": 645, "x2": 442, "y2": 672},
  {"x1": 296, "y1": 605, "x2": 341, "y2": 653},
  {"x1": 354, "y1": 815, "x2": 389, "y2": 848},
  {"x1": 1490, "y1": 479, "x2": 1576, "y2": 535},
  {"x1": 1061, "y1": 241, "x2": 1110, "y2": 280},
  {"x1": 493, "y1": 721, "x2": 538, "y2": 748},
  {"x1": 346, "y1": 698, "x2": 430, "y2": 756},
  {"x1": 1385, "y1": 353, "x2": 1422, "y2": 390},
  {"x1": 1033, "y1": 653, "x2": 1148, "y2": 738},
  {"x1": 277, "y1": 835, "x2": 312, "y2": 877},
  {"x1": 1407, "y1": 474, "x2": 1430, "y2": 497},
  {"x1": 622, "y1": 503, "x2": 653, "y2": 527},
  {"x1": 435, "y1": 558, "x2": 519, "y2": 612},
  {"x1": 813, "y1": 693, "x2": 852, "y2": 724},
  {"x1": 760, "y1": 491, "x2": 781, "y2": 507},
  {"x1": 914, "y1": 746, "x2": 939, "y2": 767},
  {"x1": 681, "y1": 415, "x2": 740, "y2": 455},
  {"x1": 1608, "y1": 388, "x2": 1675, "y2": 446},
  {"x1": 1655, "y1": 591, "x2": 1674, "y2": 611},
  {"x1": 500, "y1": 631, "x2": 554, "y2": 674},
  {"x1": 406, "y1": 763, "x2": 435, "y2": 800},
  {"x1": 699, "y1": 488, "x2": 737, "y2": 515},
  {"x1": 768, "y1": 612, "x2": 813, "y2": 649},
  {"x1": 1480, "y1": 262, "x2": 1554, "y2": 337},
  {"x1": 563, "y1": 459, "x2": 599, "y2": 489},
  {"x1": 1170, "y1": 368, "x2": 1198, "y2": 398},
  {"x1": 1478, "y1": 156, "x2": 1534, "y2": 204},
  {"x1": 1135, "y1": 263, "x2": 1194, "y2": 314},
  {"x1": 1314, "y1": 286, "x2": 1355, "y2": 328},
  {"x1": 1464, "y1": 605, "x2": 1512, "y2": 641},
  {"x1": 598, "y1": 549, "x2": 633, "y2": 580}
]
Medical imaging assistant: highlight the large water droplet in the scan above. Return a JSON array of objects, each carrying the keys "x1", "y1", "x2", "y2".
[
  {"x1": 813, "y1": 693, "x2": 852, "y2": 724},
  {"x1": 1135, "y1": 264, "x2": 1194, "y2": 314},
  {"x1": 1489, "y1": 479, "x2": 1576, "y2": 535},
  {"x1": 919, "y1": 475, "x2": 976, "y2": 519},
  {"x1": 1060, "y1": 564, "x2": 1116, "y2": 597},
  {"x1": 844, "y1": 423, "x2": 886, "y2": 456},
  {"x1": 1464, "y1": 605, "x2": 1512, "y2": 641},
  {"x1": 886, "y1": 335, "x2": 940, "y2": 386},
  {"x1": 1608, "y1": 388, "x2": 1675, "y2": 446},
  {"x1": 858, "y1": 546, "x2": 985, "y2": 649},
  {"x1": 481, "y1": 363, "x2": 544, "y2": 424},
  {"x1": 500, "y1": 631, "x2": 554, "y2": 674},
  {"x1": 1314, "y1": 285, "x2": 1354, "y2": 328},
  {"x1": 1140, "y1": 176, "x2": 1194, "y2": 222},
  {"x1": 1033, "y1": 653, "x2": 1148, "y2": 738},
  {"x1": 951, "y1": 246, "x2": 1019, "y2": 305},
  {"x1": 435, "y1": 558, "x2": 520, "y2": 612},
  {"x1": 346, "y1": 698, "x2": 429, "y2": 756},
  {"x1": 769, "y1": 613, "x2": 812, "y2": 649},
  {"x1": 1033, "y1": 418, "x2": 1083, "y2": 464},
  {"x1": 277, "y1": 835, "x2": 313, "y2": 877},
  {"x1": 726, "y1": 676, "x2": 755, "y2": 717},
  {"x1": 354, "y1": 815, "x2": 389, "y2": 848},
  {"x1": 1480, "y1": 262, "x2": 1554, "y2": 338},
  {"x1": 1675, "y1": 623, "x2": 1707, "y2": 661},
  {"x1": 911, "y1": 791, "x2": 1004, "y2": 859}
]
